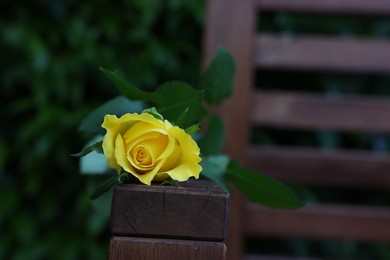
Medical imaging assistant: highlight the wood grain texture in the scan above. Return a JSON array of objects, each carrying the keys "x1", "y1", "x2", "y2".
[
  {"x1": 254, "y1": 0, "x2": 390, "y2": 15},
  {"x1": 110, "y1": 180, "x2": 229, "y2": 241},
  {"x1": 248, "y1": 146, "x2": 390, "y2": 187},
  {"x1": 110, "y1": 237, "x2": 226, "y2": 260},
  {"x1": 256, "y1": 35, "x2": 390, "y2": 74},
  {"x1": 252, "y1": 91, "x2": 390, "y2": 132},
  {"x1": 244, "y1": 203, "x2": 390, "y2": 241}
]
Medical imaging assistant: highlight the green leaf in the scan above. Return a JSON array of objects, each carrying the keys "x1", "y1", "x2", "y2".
[
  {"x1": 226, "y1": 161, "x2": 305, "y2": 209},
  {"x1": 175, "y1": 107, "x2": 189, "y2": 128},
  {"x1": 71, "y1": 141, "x2": 103, "y2": 157},
  {"x1": 90, "y1": 174, "x2": 118, "y2": 200},
  {"x1": 155, "y1": 81, "x2": 204, "y2": 125},
  {"x1": 200, "y1": 155, "x2": 231, "y2": 193},
  {"x1": 198, "y1": 115, "x2": 225, "y2": 156},
  {"x1": 100, "y1": 67, "x2": 162, "y2": 103},
  {"x1": 143, "y1": 107, "x2": 163, "y2": 120},
  {"x1": 79, "y1": 96, "x2": 145, "y2": 134},
  {"x1": 184, "y1": 123, "x2": 200, "y2": 135},
  {"x1": 198, "y1": 48, "x2": 235, "y2": 105}
]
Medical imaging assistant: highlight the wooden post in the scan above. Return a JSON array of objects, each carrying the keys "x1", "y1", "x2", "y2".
[
  {"x1": 109, "y1": 180, "x2": 229, "y2": 260},
  {"x1": 203, "y1": 1, "x2": 254, "y2": 259}
]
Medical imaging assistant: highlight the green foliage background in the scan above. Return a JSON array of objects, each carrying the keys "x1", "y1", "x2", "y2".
[{"x1": 0, "y1": 1, "x2": 204, "y2": 259}]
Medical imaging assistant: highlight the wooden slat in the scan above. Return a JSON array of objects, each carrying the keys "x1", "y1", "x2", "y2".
[
  {"x1": 244, "y1": 203, "x2": 390, "y2": 241},
  {"x1": 248, "y1": 146, "x2": 390, "y2": 187},
  {"x1": 245, "y1": 255, "x2": 320, "y2": 260},
  {"x1": 252, "y1": 91, "x2": 390, "y2": 132},
  {"x1": 255, "y1": 35, "x2": 390, "y2": 74},
  {"x1": 255, "y1": 0, "x2": 390, "y2": 16},
  {"x1": 110, "y1": 237, "x2": 226, "y2": 260}
]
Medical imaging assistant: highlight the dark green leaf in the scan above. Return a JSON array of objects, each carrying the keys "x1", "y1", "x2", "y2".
[
  {"x1": 143, "y1": 107, "x2": 163, "y2": 120},
  {"x1": 159, "y1": 178, "x2": 173, "y2": 186},
  {"x1": 226, "y1": 161, "x2": 305, "y2": 209},
  {"x1": 184, "y1": 123, "x2": 200, "y2": 135},
  {"x1": 198, "y1": 115, "x2": 225, "y2": 156},
  {"x1": 79, "y1": 96, "x2": 145, "y2": 134},
  {"x1": 155, "y1": 81, "x2": 204, "y2": 125},
  {"x1": 175, "y1": 107, "x2": 189, "y2": 128},
  {"x1": 200, "y1": 155, "x2": 231, "y2": 193},
  {"x1": 71, "y1": 141, "x2": 103, "y2": 157},
  {"x1": 90, "y1": 174, "x2": 118, "y2": 200},
  {"x1": 118, "y1": 172, "x2": 130, "y2": 183},
  {"x1": 100, "y1": 67, "x2": 163, "y2": 103},
  {"x1": 198, "y1": 48, "x2": 235, "y2": 105}
]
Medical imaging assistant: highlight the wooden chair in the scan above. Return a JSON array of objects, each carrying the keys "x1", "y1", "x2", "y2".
[{"x1": 203, "y1": 0, "x2": 390, "y2": 259}]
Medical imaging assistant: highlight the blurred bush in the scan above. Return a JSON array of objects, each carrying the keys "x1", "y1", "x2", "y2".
[{"x1": 0, "y1": 1, "x2": 204, "y2": 259}]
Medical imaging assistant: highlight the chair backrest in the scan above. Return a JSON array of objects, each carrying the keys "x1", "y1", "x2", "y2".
[{"x1": 203, "y1": 0, "x2": 390, "y2": 259}]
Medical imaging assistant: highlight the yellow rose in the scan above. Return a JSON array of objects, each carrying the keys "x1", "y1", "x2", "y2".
[{"x1": 101, "y1": 112, "x2": 202, "y2": 185}]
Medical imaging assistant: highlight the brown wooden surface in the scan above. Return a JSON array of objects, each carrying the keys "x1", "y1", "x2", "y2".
[
  {"x1": 244, "y1": 255, "x2": 320, "y2": 260},
  {"x1": 256, "y1": 35, "x2": 390, "y2": 74},
  {"x1": 252, "y1": 91, "x2": 390, "y2": 132},
  {"x1": 248, "y1": 146, "x2": 390, "y2": 187},
  {"x1": 204, "y1": 0, "x2": 255, "y2": 259},
  {"x1": 254, "y1": 0, "x2": 390, "y2": 15},
  {"x1": 110, "y1": 180, "x2": 229, "y2": 241},
  {"x1": 110, "y1": 236, "x2": 226, "y2": 260},
  {"x1": 244, "y1": 203, "x2": 390, "y2": 241}
]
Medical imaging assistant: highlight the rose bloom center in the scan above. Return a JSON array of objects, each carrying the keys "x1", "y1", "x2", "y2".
[
  {"x1": 132, "y1": 144, "x2": 152, "y2": 167},
  {"x1": 125, "y1": 127, "x2": 171, "y2": 174}
]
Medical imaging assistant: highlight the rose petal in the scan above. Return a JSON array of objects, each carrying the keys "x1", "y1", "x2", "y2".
[
  {"x1": 128, "y1": 143, "x2": 155, "y2": 172},
  {"x1": 164, "y1": 163, "x2": 202, "y2": 182},
  {"x1": 169, "y1": 126, "x2": 201, "y2": 164},
  {"x1": 163, "y1": 126, "x2": 202, "y2": 181},
  {"x1": 155, "y1": 133, "x2": 175, "y2": 162},
  {"x1": 159, "y1": 140, "x2": 181, "y2": 172},
  {"x1": 101, "y1": 116, "x2": 121, "y2": 171},
  {"x1": 142, "y1": 134, "x2": 168, "y2": 162},
  {"x1": 136, "y1": 159, "x2": 165, "y2": 185},
  {"x1": 125, "y1": 129, "x2": 169, "y2": 171},
  {"x1": 114, "y1": 134, "x2": 136, "y2": 174},
  {"x1": 102, "y1": 114, "x2": 141, "y2": 171},
  {"x1": 123, "y1": 121, "x2": 166, "y2": 144},
  {"x1": 114, "y1": 134, "x2": 159, "y2": 185},
  {"x1": 131, "y1": 144, "x2": 153, "y2": 167}
]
